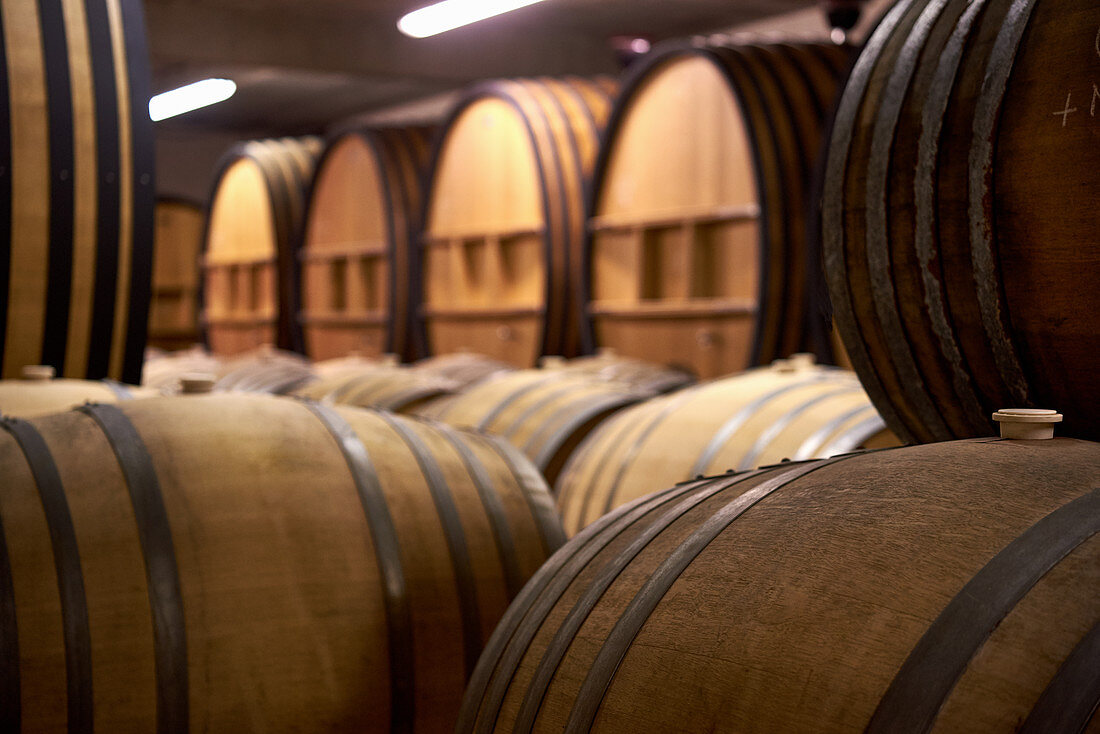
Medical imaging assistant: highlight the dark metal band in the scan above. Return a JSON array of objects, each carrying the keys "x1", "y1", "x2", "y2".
[
  {"x1": 913, "y1": 0, "x2": 991, "y2": 434},
  {"x1": 1020, "y1": 619, "x2": 1100, "y2": 733},
  {"x1": 565, "y1": 458, "x2": 845, "y2": 733},
  {"x1": 966, "y1": 0, "x2": 1036, "y2": 406},
  {"x1": 514, "y1": 470, "x2": 765, "y2": 731},
  {"x1": 78, "y1": 403, "x2": 187, "y2": 734},
  {"x1": 304, "y1": 402, "x2": 415, "y2": 734},
  {"x1": 84, "y1": 0, "x2": 122, "y2": 379},
  {"x1": 820, "y1": 0, "x2": 918, "y2": 443},
  {"x1": 37, "y1": 0, "x2": 76, "y2": 371},
  {"x1": 867, "y1": 487, "x2": 1100, "y2": 733},
  {"x1": 863, "y1": 0, "x2": 953, "y2": 441},
  {"x1": 0, "y1": 474, "x2": 17, "y2": 731},
  {"x1": 375, "y1": 411, "x2": 483, "y2": 680},
  {"x1": 461, "y1": 479, "x2": 709, "y2": 733},
  {"x1": 433, "y1": 422, "x2": 526, "y2": 600},
  {"x1": 3, "y1": 417, "x2": 92, "y2": 733},
  {"x1": 118, "y1": 0, "x2": 155, "y2": 385},
  {"x1": 477, "y1": 433, "x2": 565, "y2": 557}
]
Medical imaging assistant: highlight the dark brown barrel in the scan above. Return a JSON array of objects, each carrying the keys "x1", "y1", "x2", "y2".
[
  {"x1": 459, "y1": 429, "x2": 1100, "y2": 732},
  {"x1": 823, "y1": 0, "x2": 1100, "y2": 443},
  {"x1": 201, "y1": 136, "x2": 321, "y2": 356},
  {"x1": 148, "y1": 198, "x2": 203, "y2": 350},
  {"x1": 299, "y1": 126, "x2": 432, "y2": 361},
  {"x1": 0, "y1": 393, "x2": 564, "y2": 731},
  {"x1": 415, "y1": 76, "x2": 617, "y2": 367},
  {"x1": 1, "y1": 0, "x2": 154, "y2": 383},
  {"x1": 583, "y1": 42, "x2": 852, "y2": 379}
]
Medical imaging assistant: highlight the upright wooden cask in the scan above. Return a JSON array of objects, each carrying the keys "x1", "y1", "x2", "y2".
[{"x1": 1, "y1": 0, "x2": 155, "y2": 383}]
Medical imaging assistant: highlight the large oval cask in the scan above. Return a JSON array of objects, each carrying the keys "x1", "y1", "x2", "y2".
[
  {"x1": 555, "y1": 356, "x2": 897, "y2": 535},
  {"x1": 0, "y1": 364, "x2": 151, "y2": 417},
  {"x1": 0, "y1": 393, "x2": 564, "y2": 731},
  {"x1": 148, "y1": 199, "x2": 203, "y2": 349},
  {"x1": 1, "y1": 0, "x2": 154, "y2": 383},
  {"x1": 417, "y1": 77, "x2": 616, "y2": 366},
  {"x1": 823, "y1": 0, "x2": 1100, "y2": 442},
  {"x1": 585, "y1": 42, "x2": 851, "y2": 378},
  {"x1": 460, "y1": 422, "x2": 1100, "y2": 732},
  {"x1": 202, "y1": 136, "x2": 321, "y2": 356},
  {"x1": 299, "y1": 126, "x2": 431, "y2": 361}
]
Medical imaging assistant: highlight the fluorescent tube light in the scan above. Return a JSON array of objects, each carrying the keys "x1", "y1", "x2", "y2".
[
  {"x1": 398, "y1": 0, "x2": 548, "y2": 38},
  {"x1": 149, "y1": 78, "x2": 237, "y2": 121}
]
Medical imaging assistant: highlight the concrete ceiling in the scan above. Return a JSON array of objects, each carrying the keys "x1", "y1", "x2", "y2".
[{"x1": 145, "y1": 0, "x2": 825, "y2": 137}]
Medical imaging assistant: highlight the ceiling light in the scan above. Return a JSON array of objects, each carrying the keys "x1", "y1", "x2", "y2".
[
  {"x1": 398, "y1": 0, "x2": 549, "y2": 39},
  {"x1": 149, "y1": 78, "x2": 237, "y2": 122}
]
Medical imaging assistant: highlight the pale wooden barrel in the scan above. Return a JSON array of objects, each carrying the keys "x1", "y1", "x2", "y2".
[
  {"x1": 0, "y1": 0, "x2": 155, "y2": 383},
  {"x1": 294, "y1": 363, "x2": 459, "y2": 414},
  {"x1": 202, "y1": 136, "x2": 322, "y2": 356},
  {"x1": 823, "y1": 0, "x2": 1100, "y2": 442},
  {"x1": 421, "y1": 369, "x2": 650, "y2": 486},
  {"x1": 0, "y1": 393, "x2": 564, "y2": 732},
  {"x1": 213, "y1": 345, "x2": 314, "y2": 394},
  {"x1": 584, "y1": 42, "x2": 852, "y2": 379},
  {"x1": 541, "y1": 350, "x2": 694, "y2": 395},
  {"x1": 460, "y1": 422, "x2": 1100, "y2": 732},
  {"x1": 411, "y1": 352, "x2": 514, "y2": 390},
  {"x1": 299, "y1": 126, "x2": 432, "y2": 361},
  {"x1": 148, "y1": 199, "x2": 204, "y2": 350},
  {"x1": 417, "y1": 77, "x2": 617, "y2": 366},
  {"x1": 555, "y1": 355, "x2": 898, "y2": 535},
  {"x1": 0, "y1": 364, "x2": 152, "y2": 418}
]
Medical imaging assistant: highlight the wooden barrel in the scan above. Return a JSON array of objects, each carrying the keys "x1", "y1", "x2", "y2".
[
  {"x1": 299, "y1": 126, "x2": 432, "y2": 361},
  {"x1": 1, "y1": 0, "x2": 154, "y2": 383},
  {"x1": 541, "y1": 349, "x2": 695, "y2": 394},
  {"x1": 416, "y1": 76, "x2": 617, "y2": 366},
  {"x1": 294, "y1": 364, "x2": 459, "y2": 413},
  {"x1": 214, "y1": 345, "x2": 314, "y2": 394},
  {"x1": 148, "y1": 199, "x2": 204, "y2": 350},
  {"x1": 459, "y1": 421, "x2": 1100, "y2": 732},
  {"x1": 823, "y1": 0, "x2": 1100, "y2": 443},
  {"x1": 140, "y1": 346, "x2": 221, "y2": 394},
  {"x1": 420, "y1": 369, "x2": 649, "y2": 486},
  {"x1": 412, "y1": 352, "x2": 515, "y2": 390},
  {"x1": 0, "y1": 393, "x2": 564, "y2": 732},
  {"x1": 202, "y1": 136, "x2": 322, "y2": 356},
  {"x1": 555, "y1": 355, "x2": 897, "y2": 535},
  {"x1": 0, "y1": 364, "x2": 152, "y2": 418},
  {"x1": 584, "y1": 42, "x2": 852, "y2": 379}
]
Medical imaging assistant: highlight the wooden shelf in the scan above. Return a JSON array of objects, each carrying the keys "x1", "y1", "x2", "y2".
[
  {"x1": 299, "y1": 311, "x2": 388, "y2": 326},
  {"x1": 421, "y1": 225, "x2": 544, "y2": 245},
  {"x1": 420, "y1": 305, "x2": 543, "y2": 320},
  {"x1": 589, "y1": 204, "x2": 760, "y2": 233},
  {"x1": 298, "y1": 241, "x2": 388, "y2": 262},
  {"x1": 588, "y1": 298, "x2": 758, "y2": 319}
]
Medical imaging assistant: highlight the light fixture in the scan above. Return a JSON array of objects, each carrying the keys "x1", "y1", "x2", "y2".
[
  {"x1": 149, "y1": 78, "x2": 237, "y2": 122},
  {"x1": 397, "y1": 0, "x2": 549, "y2": 39}
]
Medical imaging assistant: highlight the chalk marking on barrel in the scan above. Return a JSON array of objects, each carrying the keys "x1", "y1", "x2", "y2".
[{"x1": 1053, "y1": 92, "x2": 1077, "y2": 126}]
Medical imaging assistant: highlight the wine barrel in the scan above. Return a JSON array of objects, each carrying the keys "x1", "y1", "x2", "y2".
[
  {"x1": 420, "y1": 369, "x2": 649, "y2": 486},
  {"x1": 416, "y1": 76, "x2": 617, "y2": 366},
  {"x1": 0, "y1": 0, "x2": 154, "y2": 383},
  {"x1": 460, "y1": 412, "x2": 1100, "y2": 733},
  {"x1": 214, "y1": 345, "x2": 314, "y2": 394},
  {"x1": 294, "y1": 363, "x2": 459, "y2": 413},
  {"x1": 583, "y1": 42, "x2": 852, "y2": 379},
  {"x1": 823, "y1": 0, "x2": 1100, "y2": 443},
  {"x1": 0, "y1": 364, "x2": 152, "y2": 418},
  {"x1": 412, "y1": 352, "x2": 514, "y2": 390},
  {"x1": 0, "y1": 393, "x2": 564, "y2": 732},
  {"x1": 299, "y1": 126, "x2": 432, "y2": 361},
  {"x1": 201, "y1": 136, "x2": 322, "y2": 356},
  {"x1": 556, "y1": 355, "x2": 898, "y2": 535},
  {"x1": 148, "y1": 199, "x2": 204, "y2": 350},
  {"x1": 541, "y1": 349, "x2": 695, "y2": 395},
  {"x1": 141, "y1": 346, "x2": 221, "y2": 394}
]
